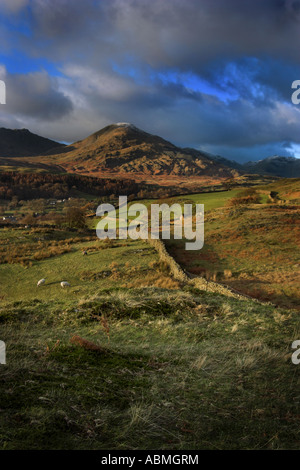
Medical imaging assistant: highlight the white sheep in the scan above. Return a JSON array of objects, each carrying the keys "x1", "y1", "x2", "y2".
[
  {"x1": 60, "y1": 281, "x2": 70, "y2": 288},
  {"x1": 37, "y1": 278, "x2": 46, "y2": 287}
]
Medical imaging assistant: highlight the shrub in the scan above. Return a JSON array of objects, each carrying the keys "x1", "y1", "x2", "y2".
[{"x1": 228, "y1": 189, "x2": 261, "y2": 207}]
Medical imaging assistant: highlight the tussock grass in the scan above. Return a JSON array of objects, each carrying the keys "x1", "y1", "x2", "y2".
[{"x1": 1, "y1": 287, "x2": 300, "y2": 450}]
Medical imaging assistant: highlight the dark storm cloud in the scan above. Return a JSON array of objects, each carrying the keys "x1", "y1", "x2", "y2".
[
  {"x1": 4, "y1": 70, "x2": 73, "y2": 120},
  {"x1": 21, "y1": 0, "x2": 300, "y2": 67},
  {"x1": 0, "y1": 0, "x2": 300, "y2": 160}
]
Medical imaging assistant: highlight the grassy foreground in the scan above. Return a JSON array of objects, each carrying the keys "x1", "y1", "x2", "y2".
[
  {"x1": 0, "y1": 181, "x2": 299, "y2": 449},
  {"x1": 1, "y1": 286, "x2": 300, "y2": 450}
]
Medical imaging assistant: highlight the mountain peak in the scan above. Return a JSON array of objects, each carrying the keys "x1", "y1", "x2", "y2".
[
  {"x1": 111, "y1": 122, "x2": 146, "y2": 134},
  {"x1": 264, "y1": 155, "x2": 297, "y2": 162},
  {"x1": 115, "y1": 122, "x2": 137, "y2": 129}
]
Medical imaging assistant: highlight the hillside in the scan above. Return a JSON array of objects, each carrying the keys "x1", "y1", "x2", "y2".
[
  {"x1": 160, "y1": 179, "x2": 300, "y2": 310},
  {"x1": 0, "y1": 128, "x2": 64, "y2": 158},
  {"x1": 209, "y1": 154, "x2": 300, "y2": 178},
  {"x1": 49, "y1": 123, "x2": 239, "y2": 177},
  {"x1": 1, "y1": 227, "x2": 300, "y2": 449},
  {"x1": 0, "y1": 172, "x2": 143, "y2": 201},
  {"x1": 244, "y1": 156, "x2": 300, "y2": 177},
  {"x1": 12, "y1": 123, "x2": 239, "y2": 186},
  {"x1": 209, "y1": 153, "x2": 244, "y2": 171}
]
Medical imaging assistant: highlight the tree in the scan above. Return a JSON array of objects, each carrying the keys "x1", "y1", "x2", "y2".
[
  {"x1": 269, "y1": 191, "x2": 280, "y2": 203},
  {"x1": 64, "y1": 207, "x2": 87, "y2": 229},
  {"x1": 22, "y1": 213, "x2": 35, "y2": 225},
  {"x1": 223, "y1": 178, "x2": 235, "y2": 190}
]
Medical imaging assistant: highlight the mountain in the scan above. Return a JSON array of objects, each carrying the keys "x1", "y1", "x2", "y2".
[
  {"x1": 243, "y1": 155, "x2": 300, "y2": 178},
  {"x1": 0, "y1": 128, "x2": 64, "y2": 158},
  {"x1": 2, "y1": 125, "x2": 299, "y2": 180},
  {"x1": 208, "y1": 153, "x2": 244, "y2": 171},
  {"x1": 202, "y1": 152, "x2": 300, "y2": 178},
  {"x1": 34, "y1": 123, "x2": 239, "y2": 182}
]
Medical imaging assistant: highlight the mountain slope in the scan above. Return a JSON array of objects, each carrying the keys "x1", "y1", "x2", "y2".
[
  {"x1": 243, "y1": 156, "x2": 300, "y2": 177},
  {"x1": 0, "y1": 128, "x2": 65, "y2": 158},
  {"x1": 208, "y1": 153, "x2": 244, "y2": 171},
  {"x1": 38, "y1": 123, "x2": 239, "y2": 180}
]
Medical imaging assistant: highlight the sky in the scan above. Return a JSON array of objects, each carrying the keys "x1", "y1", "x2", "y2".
[{"x1": 0, "y1": 0, "x2": 300, "y2": 163}]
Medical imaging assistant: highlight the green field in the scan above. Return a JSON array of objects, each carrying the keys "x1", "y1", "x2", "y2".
[
  {"x1": 132, "y1": 188, "x2": 241, "y2": 214},
  {"x1": 0, "y1": 227, "x2": 168, "y2": 303}
]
